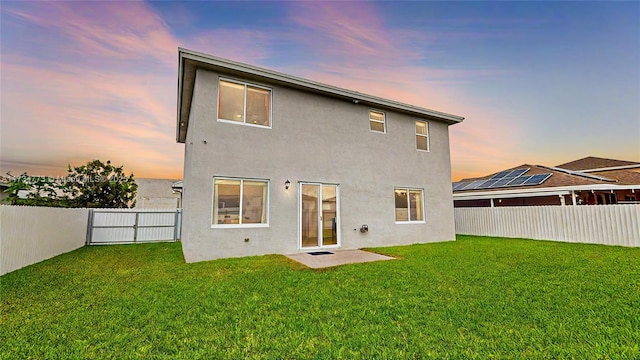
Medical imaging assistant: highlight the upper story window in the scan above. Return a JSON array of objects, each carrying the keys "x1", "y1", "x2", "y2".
[
  {"x1": 218, "y1": 79, "x2": 271, "y2": 128},
  {"x1": 369, "y1": 110, "x2": 386, "y2": 133},
  {"x1": 213, "y1": 177, "x2": 269, "y2": 227},
  {"x1": 415, "y1": 120, "x2": 429, "y2": 151}
]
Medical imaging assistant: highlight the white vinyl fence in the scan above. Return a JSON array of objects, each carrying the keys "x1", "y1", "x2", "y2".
[
  {"x1": 0, "y1": 205, "x2": 89, "y2": 275},
  {"x1": 1, "y1": 206, "x2": 183, "y2": 276},
  {"x1": 455, "y1": 205, "x2": 640, "y2": 247},
  {"x1": 87, "y1": 209, "x2": 182, "y2": 244}
]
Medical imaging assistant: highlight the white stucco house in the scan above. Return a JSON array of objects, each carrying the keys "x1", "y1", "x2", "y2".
[
  {"x1": 176, "y1": 48, "x2": 464, "y2": 262},
  {"x1": 134, "y1": 178, "x2": 182, "y2": 209}
]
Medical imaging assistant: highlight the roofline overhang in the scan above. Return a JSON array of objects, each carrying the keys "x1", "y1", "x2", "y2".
[
  {"x1": 176, "y1": 50, "x2": 185, "y2": 143},
  {"x1": 540, "y1": 165, "x2": 615, "y2": 182},
  {"x1": 580, "y1": 164, "x2": 640, "y2": 172},
  {"x1": 176, "y1": 48, "x2": 465, "y2": 143},
  {"x1": 453, "y1": 184, "x2": 640, "y2": 201}
]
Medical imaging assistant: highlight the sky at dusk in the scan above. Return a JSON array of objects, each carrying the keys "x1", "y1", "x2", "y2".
[{"x1": 1, "y1": 1, "x2": 639, "y2": 181}]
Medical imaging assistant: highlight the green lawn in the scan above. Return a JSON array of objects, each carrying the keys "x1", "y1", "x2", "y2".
[{"x1": 2, "y1": 236, "x2": 639, "y2": 359}]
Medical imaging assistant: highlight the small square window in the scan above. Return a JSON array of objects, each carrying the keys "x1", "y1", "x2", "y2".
[{"x1": 369, "y1": 110, "x2": 386, "y2": 133}]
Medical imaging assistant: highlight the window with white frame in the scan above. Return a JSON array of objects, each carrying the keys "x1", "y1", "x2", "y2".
[
  {"x1": 369, "y1": 110, "x2": 386, "y2": 133},
  {"x1": 213, "y1": 178, "x2": 268, "y2": 226},
  {"x1": 394, "y1": 188, "x2": 424, "y2": 222},
  {"x1": 218, "y1": 79, "x2": 271, "y2": 127},
  {"x1": 415, "y1": 120, "x2": 429, "y2": 151}
]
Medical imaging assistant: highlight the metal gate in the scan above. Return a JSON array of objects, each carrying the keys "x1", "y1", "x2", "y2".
[{"x1": 87, "y1": 209, "x2": 182, "y2": 245}]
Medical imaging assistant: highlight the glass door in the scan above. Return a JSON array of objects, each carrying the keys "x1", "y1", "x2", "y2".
[
  {"x1": 301, "y1": 184, "x2": 319, "y2": 248},
  {"x1": 300, "y1": 183, "x2": 339, "y2": 249}
]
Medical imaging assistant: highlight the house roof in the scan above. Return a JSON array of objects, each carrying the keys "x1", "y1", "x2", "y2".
[
  {"x1": 556, "y1": 156, "x2": 640, "y2": 171},
  {"x1": 589, "y1": 169, "x2": 640, "y2": 185},
  {"x1": 455, "y1": 164, "x2": 616, "y2": 194},
  {"x1": 453, "y1": 157, "x2": 640, "y2": 202},
  {"x1": 453, "y1": 156, "x2": 640, "y2": 203},
  {"x1": 176, "y1": 48, "x2": 465, "y2": 143}
]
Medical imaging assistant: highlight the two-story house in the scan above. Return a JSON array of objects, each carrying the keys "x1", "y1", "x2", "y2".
[{"x1": 176, "y1": 48, "x2": 464, "y2": 262}]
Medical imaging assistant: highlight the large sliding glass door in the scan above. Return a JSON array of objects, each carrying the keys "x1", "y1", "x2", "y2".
[{"x1": 300, "y1": 183, "x2": 339, "y2": 249}]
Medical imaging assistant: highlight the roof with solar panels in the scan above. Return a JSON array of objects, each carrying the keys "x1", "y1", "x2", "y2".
[{"x1": 452, "y1": 164, "x2": 620, "y2": 193}]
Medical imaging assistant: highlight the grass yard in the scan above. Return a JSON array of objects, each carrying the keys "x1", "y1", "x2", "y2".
[{"x1": 2, "y1": 235, "x2": 639, "y2": 359}]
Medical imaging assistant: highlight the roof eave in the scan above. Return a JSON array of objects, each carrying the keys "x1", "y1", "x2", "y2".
[
  {"x1": 176, "y1": 51, "x2": 185, "y2": 143},
  {"x1": 582, "y1": 164, "x2": 640, "y2": 172},
  {"x1": 540, "y1": 165, "x2": 616, "y2": 182},
  {"x1": 453, "y1": 184, "x2": 640, "y2": 201}
]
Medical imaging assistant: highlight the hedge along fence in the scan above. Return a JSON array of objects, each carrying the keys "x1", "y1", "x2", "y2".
[
  {"x1": 0, "y1": 205, "x2": 90, "y2": 275},
  {"x1": 455, "y1": 204, "x2": 640, "y2": 247}
]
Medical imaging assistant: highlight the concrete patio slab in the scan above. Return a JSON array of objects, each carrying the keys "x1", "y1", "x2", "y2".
[{"x1": 286, "y1": 249, "x2": 395, "y2": 269}]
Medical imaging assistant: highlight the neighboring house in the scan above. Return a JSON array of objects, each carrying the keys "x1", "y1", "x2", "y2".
[
  {"x1": 556, "y1": 156, "x2": 640, "y2": 173},
  {"x1": 134, "y1": 178, "x2": 182, "y2": 208},
  {"x1": 453, "y1": 156, "x2": 640, "y2": 207},
  {"x1": 176, "y1": 48, "x2": 465, "y2": 262}
]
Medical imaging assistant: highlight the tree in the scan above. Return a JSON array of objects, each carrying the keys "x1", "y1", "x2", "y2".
[
  {"x1": 2, "y1": 160, "x2": 137, "y2": 208},
  {"x1": 2, "y1": 172, "x2": 68, "y2": 207},
  {"x1": 64, "y1": 160, "x2": 137, "y2": 208}
]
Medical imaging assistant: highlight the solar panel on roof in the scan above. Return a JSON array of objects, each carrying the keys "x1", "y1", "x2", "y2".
[
  {"x1": 477, "y1": 178, "x2": 502, "y2": 189},
  {"x1": 523, "y1": 173, "x2": 551, "y2": 185},
  {"x1": 452, "y1": 182, "x2": 471, "y2": 191},
  {"x1": 490, "y1": 171, "x2": 512, "y2": 179},
  {"x1": 506, "y1": 176, "x2": 530, "y2": 186},
  {"x1": 451, "y1": 169, "x2": 550, "y2": 192},
  {"x1": 489, "y1": 168, "x2": 529, "y2": 180},
  {"x1": 462, "y1": 180, "x2": 489, "y2": 190},
  {"x1": 488, "y1": 177, "x2": 517, "y2": 188},
  {"x1": 509, "y1": 169, "x2": 529, "y2": 177},
  {"x1": 458, "y1": 182, "x2": 473, "y2": 190},
  {"x1": 459, "y1": 182, "x2": 472, "y2": 190}
]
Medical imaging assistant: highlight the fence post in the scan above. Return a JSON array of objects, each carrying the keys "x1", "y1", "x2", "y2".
[
  {"x1": 133, "y1": 212, "x2": 139, "y2": 243},
  {"x1": 173, "y1": 209, "x2": 179, "y2": 241},
  {"x1": 86, "y1": 209, "x2": 94, "y2": 245}
]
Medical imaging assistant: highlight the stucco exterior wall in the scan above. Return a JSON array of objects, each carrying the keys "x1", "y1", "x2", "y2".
[{"x1": 181, "y1": 68, "x2": 456, "y2": 262}]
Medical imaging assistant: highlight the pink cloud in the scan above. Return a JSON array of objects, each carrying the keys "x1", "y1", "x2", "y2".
[
  {"x1": 1, "y1": 2, "x2": 183, "y2": 178},
  {"x1": 1, "y1": 2, "x2": 279, "y2": 179},
  {"x1": 1, "y1": 1, "x2": 532, "y2": 182},
  {"x1": 182, "y1": 29, "x2": 274, "y2": 64},
  {"x1": 283, "y1": 2, "x2": 524, "y2": 180},
  {"x1": 5, "y1": 2, "x2": 178, "y2": 65},
  {"x1": 2, "y1": 57, "x2": 182, "y2": 177},
  {"x1": 290, "y1": 3, "x2": 398, "y2": 58}
]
